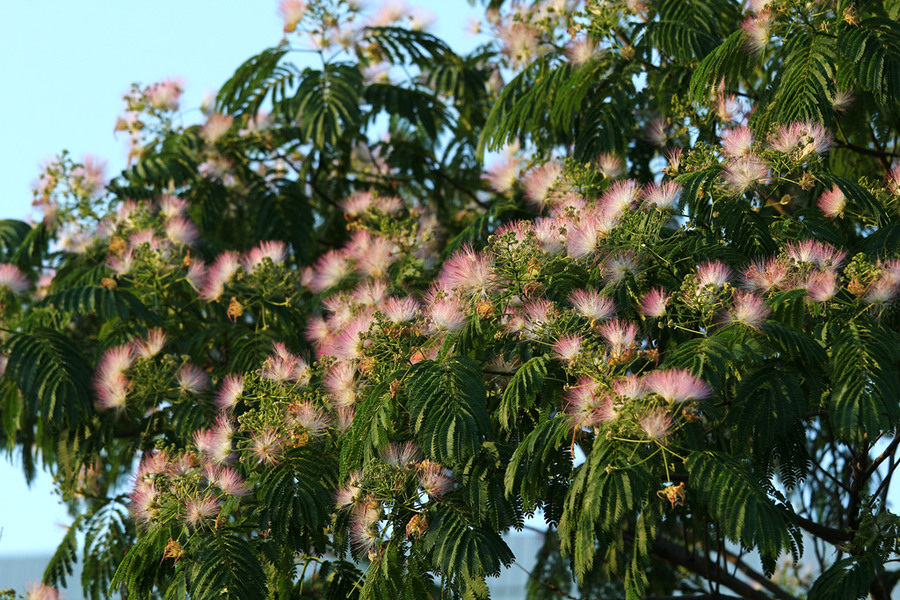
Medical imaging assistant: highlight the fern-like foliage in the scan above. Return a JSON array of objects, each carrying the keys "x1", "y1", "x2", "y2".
[
  {"x1": 364, "y1": 83, "x2": 447, "y2": 140},
  {"x1": 497, "y1": 355, "x2": 550, "y2": 431},
  {"x1": 4, "y1": 328, "x2": 93, "y2": 427},
  {"x1": 257, "y1": 447, "x2": 337, "y2": 552},
  {"x1": 807, "y1": 554, "x2": 881, "y2": 600},
  {"x1": 504, "y1": 415, "x2": 571, "y2": 507},
  {"x1": 827, "y1": 319, "x2": 900, "y2": 441},
  {"x1": 215, "y1": 46, "x2": 294, "y2": 116},
  {"x1": 687, "y1": 451, "x2": 799, "y2": 574},
  {"x1": 558, "y1": 443, "x2": 651, "y2": 586},
  {"x1": 80, "y1": 500, "x2": 133, "y2": 600},
  {"x1": 406, "y1": 356, "x2": 492, "y2": 464},
  {"x1": 689, "y1": 30, "x2": 755, "y2": 102},
  {"x1": 0, "y1": 219, "x2": 32, "y2": 260},
  {"x1": 292, "y1": 64, "x2": 363, "y2": 148},
  {"x1": 39, "y1": 285, "x2": 157, "y2": 324},
  {"x1": 728, "y1": 363, "x2": 810, "y2": 487},
  {"x1": 754, "y1": 31, "x2": 836, "y2": 129},
  {"x1": 340, "y1": 375, "x2": 400, "y2": 478},
  {"x1": 186, "y1": 534, "x2": 267, "y2": 600},
  {"x1": 422, "y1": 505, "x2": 515, "y2": 594},
  {"x1": 839, "y1": 18, "x2": 900, "y2": 111},
  {"x1": 364, "y1": 26, "x2": 457, "y2": 68},
  {"x1": 109, "y1": 526, "x2": 174, "y2": 599}
]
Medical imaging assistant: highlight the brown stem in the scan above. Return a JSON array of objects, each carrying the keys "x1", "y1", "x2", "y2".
[
  {"x1": 718, "y1": 546, "x2": 800, "y2": 600},
  {"x1": 651, "y1": 537, "x2": 793, "y2": 600},
  {"x1": 833, "y1": 139, "x2": 900, "y2": 161}
]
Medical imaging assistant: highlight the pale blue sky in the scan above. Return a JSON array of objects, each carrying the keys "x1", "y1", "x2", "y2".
[{"x1": 0, "y1": 0, "x2": 482, "y2": 558}]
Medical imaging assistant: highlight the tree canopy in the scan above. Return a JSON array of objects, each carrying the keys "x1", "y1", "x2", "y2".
[{"x1": 4, "y1": 0, "x2": 900, "y2": 598}]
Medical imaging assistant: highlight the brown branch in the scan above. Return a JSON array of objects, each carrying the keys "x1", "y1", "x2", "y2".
[
  {"x1": 651, "y1": 537, "x2": 793, "y2": 600},
  {"x1": 791, "y1": 513, "x2": 851, "y2": 545},
  {"x1": 718, "y1": 547, "x2": 800, "y2": 600},
  {"x1": 864, "y1": 434, "x2": 900, "y2": 480},
  {"x1": 833, "y1": 139, "x2": 900, "y2": 161},
  {"x1": 512, "y1": 562, "x2": 580, "y2": 600}
]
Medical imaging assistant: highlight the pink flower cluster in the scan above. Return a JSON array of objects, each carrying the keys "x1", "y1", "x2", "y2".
[{"x1": 130, "y1": 447, "x2": 248, "y2": 531}]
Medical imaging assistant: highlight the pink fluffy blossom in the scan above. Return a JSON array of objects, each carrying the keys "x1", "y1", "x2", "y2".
[
  {"x1": 532, "y1": 217, "x2": 566, "y2": 255},
  {"x1": 287, "y1": 401, "x2": 331, "y2": 437},
  {"x1": 250, "y1": 428, "x2": 284, "y2": 465},
  {"x1": 887, "y1": 164, "x2": 900, "y2": 195},
  {"x1": 382, "y1": 441, "x2": 421, "y2": 467},
  {"x1": 243, "y1": 240, "x2": 287, "y2": 272},
  {"x1": 553, "y1": 334, "x2": 583, "y2": 363},
  {"x1": 353, "y1": 280, "x2": 389, "y2": 306},
  {"x1": 698, "y1": 261, "x2": 732, "y2": 288},
  {"x1": 94, "y1": 345, "x2": 135, "y2": 412},
  {"x1": 741, "y1": 12, "x2": 772, "y2": 54},
  {"x1": 564, "y1": 378, "x2": 616, "y2": 430},
  {"x1": 817, "y1": 186, "x2": 846, "y2": 219},
  {"x1": 722, "y1": 155, "x2": 770, "y2": 194},
  {"x1": 205, "y1": 464, "x2": 249, "y2": 497},
  {"x1": 176, "y1": 363, "x2": 209, "y2": 394},
  {"x1": 601, "y1": 252, "x2": 638, "y2": 284},
  {"x1": 521, "y1": 299, "x2": 554, "y2": 340},
  {"x1": 0, "y1": 263, "x2": 30, "y2": 294},
  {"x1": 215, "y1": 374, "x2": 244, "y2": 412},
  {"x1": 600, "y1": 180, "x2": 640, "y2": 220},
  {"x1": 644, "y1": 181, "x2": 681, "y2": 210},
  {"x1": 569, "y1": 289, "x2": 615, "y2": 321},
  {"x1": 424, "y1": 290, "x2": 467, "y2": 333},
  {"x1": 183, "y1": 494, "x2": 221, "y2": 528},
  {"x1": 483, "y1": 154, "x2": 520, "y2": 193},
  {"x1": 597, "y1": 319, "x2": 637, "y2": 354},
  {"x1": 309, "y1": 250, "x2": 353, "y2": 293},
  {"x1": 418, "y1": 460, "x2": 454, "y2": 497},
  {"x1": 349, "y1": 500, "x2": 381, "y2": 555},
  {"x1": 25, "y1": 583, "x2": 61, "y2": 600},
  {"x1": 279, "y1": 0, "x2": 308, "y2": 32},
  {"x1": 132, "y1": 328, "x2": 166, "y2": 359},
  {"x1": 334, "y1": 471, "x2": 362, "y2": 509},
  {"x1": 71, "y1": 154, "x2": 107, "y2": 197},
  {"x1": 382, "y1": 297, "x2": 420, "y2": 324},
  {"x1": 130, "y1": 479, "x2": 159, "y2": 530},
  {"x1": 721, "y1": 126, "x2": 754, "y2": 158},
  {"x1": 332, "y1": 315, "x2": 374, "y2": 362},
  {"x1": 785, "y1": 240, "x2": 845, "y2": 270},
  {"x1": 522, "y1": 162, "x2": 561, "y2": 210},
  {"x1": 614, "y1": 374, "x2": 645, "y2": 399},
  {"x1": 638, "y1": 408, "x2": 673, "y2": 440},
  {"x1": 200, "y1": 251, "x2": 240, "y2": 301},
  {"x1": 325, "y1": 361, "x2": 358, "y2": 407},
  {"x1": 565, "y1": 36, "x2": 599, "y2": 65},
  {"x1": 768, "y1": 121, "x2": 832, "y2": 157},
  {"x1": 596, "y1": 153, "x2": 625, "y2": 179},
  {"x1": 164, "y1": 217, "x2": 199, "y2": 246},
  {"x1": 639, "y1": 287, "x2": 670, "y2": 317},
  {"x1": 643, "y1": 368, "x2": 711, "y2": 403},
  {"x1": 157, "y1": 194, "x2": 187, "y2": 218},
  {"x1": 725, "y1": 290, "x2": 771, "y2": 328},
  {"x1": 193, "y1": 415, "x2": 234, "y2": 464},
  {"x1": 437, "y1": 245, "x2": 495, "y2": 299},
  {"x1": 802, "y1": 270, "x2": 838, "y2": 302},
  {"x1": 201, "y1": 113, "x2": 234, "y2": 144},
  {"x1": 262, "y1": 342, "x2": 311, "y2": 384},
  {"x1": 145, "y1": 78, "x2": 184, "y2": 111},
  {"x1": 743, "y1": 257, "x2": 791, "y2": 291}
]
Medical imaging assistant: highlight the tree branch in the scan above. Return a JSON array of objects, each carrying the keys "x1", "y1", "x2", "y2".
[
  {"x1": 718, "y1": 546, "x2": 801, "y2": 600},
  {"x1": 651, "y1": 537, "x2": 796, "y2": 600},
  {"x1": 791, "y1": 513, "x2": 851, "y2": 545}
]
